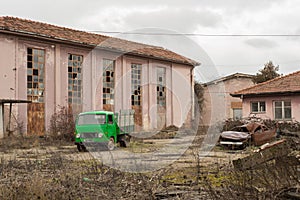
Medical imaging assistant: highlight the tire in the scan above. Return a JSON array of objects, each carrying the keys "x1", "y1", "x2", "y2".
[
  {"x1": 107, "y1": 137, "x2": 115, "y2": 151},
  {"x1": 119, "y1": 135, "x2": 130, "y2": 148},
  {"x1": 77, "y1": 144, "x2": 83, "y2": 152},
  {"x1": 77, "y1": 144, "x2": 88, "y2": 152}
]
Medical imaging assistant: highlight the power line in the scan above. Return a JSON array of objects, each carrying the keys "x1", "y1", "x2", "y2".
[{"x1": 91, "y1": 31, "x2": 300, "y2": 37}]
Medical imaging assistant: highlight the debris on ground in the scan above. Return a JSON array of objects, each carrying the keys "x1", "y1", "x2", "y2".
[{"x1": 233, "y1": 139, "x2": 299, "y2": 170}]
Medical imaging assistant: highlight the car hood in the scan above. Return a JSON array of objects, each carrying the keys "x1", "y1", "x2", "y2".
[{"x1": 221, "y1": 131, "x2": 251, "y2": 140}]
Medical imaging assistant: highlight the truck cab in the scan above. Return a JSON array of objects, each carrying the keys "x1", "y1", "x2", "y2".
[{"x1": 74, "y1": 110, "x2": 127, "y2": 151}]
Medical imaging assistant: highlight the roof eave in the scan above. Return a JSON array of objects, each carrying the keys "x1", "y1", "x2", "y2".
[
  {"x1": 1, "y1": 27, "x2": 200, "y2": 67},
  {"x1": 0, "y1": 28, "x2": 96, "y2": 48},
  {"x1": 231, "y1": 90, "x2": 300, "y2": 98},
  {"x1": 96, "y1": 46, "x2": 199, "y2": 67},
  {"x1": 126, "y1": 52, "x2": 199, "y2": 67}
]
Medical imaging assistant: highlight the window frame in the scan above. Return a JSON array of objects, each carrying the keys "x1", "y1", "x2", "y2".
[
  {"x1": 273, "y1": 100, "x2": 292, "y2": 120},
  {"x1": 27, "y1": 48, "x2": 45, "y2": 103},
  {"x1": 233, "y1": 108, "x2": 242, "y2": 120},
  {"x1": 68, "y1": 54, "x2": 83, "y2": 105},
  {"x1": 131, "y1": 63, "x2": 142, "y2": 106},
  {"x1": 102, "y1": 59, "x2": 115, "y2": 105},
  {"x1": 157, "y1": 67, "x2": 166, "y2": 107},
  {"x1": 250, "y1": 101, "x2": 266, "y2": 113}
]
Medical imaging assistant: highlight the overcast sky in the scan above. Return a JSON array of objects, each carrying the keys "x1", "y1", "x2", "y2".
[{"x1": 1, "y1": 0, "x2": 300, "y2": 82}]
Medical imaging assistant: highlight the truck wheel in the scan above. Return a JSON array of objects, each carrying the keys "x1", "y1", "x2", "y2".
[
  {"x1": 107, "y1": 137, "x2": 115, "y2": 151},
  {"x1": 77, "y1": 144, "x2": 88, "y2": 152},
  {"x1": 119, "y1": 135, "x2": 130, "y2": 148},
  {"x1": 77, "y1": 144, "x2": 82, "y2": 152}
]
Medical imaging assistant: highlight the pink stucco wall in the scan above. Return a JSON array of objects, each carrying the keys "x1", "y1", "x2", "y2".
[
  {"x1": 0, "y1": 33, "x2": 194, "y2": 135},
  {"x1": 0, "y1": 34, "x2": 16, "y2": 99},
  {"x1": 242, "y1": 95, "x2": 300, "y2": 121},
  {"x1": 202, "y1": 76, "x2": 254, "y2": 125}
]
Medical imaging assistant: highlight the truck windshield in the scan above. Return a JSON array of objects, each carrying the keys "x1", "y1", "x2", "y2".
[{"x1": 77, "y1": 114, "x2": 106, "y2": 125}]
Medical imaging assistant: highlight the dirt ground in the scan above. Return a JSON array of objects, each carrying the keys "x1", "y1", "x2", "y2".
[{"x1": 0, "y1": 130, "x2": 299, "y2": 199}]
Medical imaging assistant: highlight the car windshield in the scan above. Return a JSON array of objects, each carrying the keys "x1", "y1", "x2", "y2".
[{"x1": 77, "y1": 114, "x2": 106, "y2": 125}]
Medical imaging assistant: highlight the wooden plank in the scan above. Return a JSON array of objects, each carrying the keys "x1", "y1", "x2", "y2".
[
  {"x1": 0, "y1": 104, "x2": 3, "y2": 138},
  {"x1": 132, "y1": 105, "x2": 142, "y2": 131},
  {"x1": 27, "y1": 103, "x2": 45, "y2": 136},
  {"x1": 233, "y1": 139, "x2": 290, "y2": 170},
  {"x1": 103, "y1": 104, "x2": 113, "y2": 112}
]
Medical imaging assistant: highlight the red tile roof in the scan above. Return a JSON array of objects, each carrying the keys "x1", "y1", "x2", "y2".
[
  {"x1": 231, "y1": 70, "x2": 300, "y2": 97},
  {"x1": 0, "y1": 16, "x2": 198, "y2": 66}
]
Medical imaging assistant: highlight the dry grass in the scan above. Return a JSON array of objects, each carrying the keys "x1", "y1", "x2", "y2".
[{"x1": 0, "y1": 123, "x2": 299, "y2": 199}]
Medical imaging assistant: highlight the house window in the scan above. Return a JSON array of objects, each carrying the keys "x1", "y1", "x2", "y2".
[
  {"x1": 103, "y1": 59, "x2": 115, "y2": 105},
  {"x1": 233, "y1": 108, "x2": 242, "y2": 120},
  {"x1": 274, "y1": 100, "x2": 292, "y2": 120},
  {"x1": 27, "y1": 48, "x2": 45, "y2": 103},
  {"x1": 251, "y1": 101, "x2": 266, "y2": 113},
  {"x1": 157, "y1": 67, "x2": 166, "y2": 107},
  {"x1": 68, "y1": 54, "x2": 83, "y2": 104},
  {"x1": 131, "y1": 64, "x2": 142, "y2": 106}
]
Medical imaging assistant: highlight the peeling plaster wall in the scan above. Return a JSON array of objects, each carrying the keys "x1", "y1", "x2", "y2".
[{"x1": 0, "y1": 32, "x2": 195, "y2": 135}]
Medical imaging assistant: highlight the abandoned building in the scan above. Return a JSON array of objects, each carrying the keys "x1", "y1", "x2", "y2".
[
  {"x1": 201, "y1": 73, "x2": 254, "y2": 125},
  {"x1": 0, "y1": 16, "x2": 199, "y2": 137}
]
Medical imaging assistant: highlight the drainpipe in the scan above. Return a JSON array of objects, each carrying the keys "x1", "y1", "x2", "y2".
[
  {"x1": 170, "y1": 64, "x2": 174, "y2": 125},
  {"x1": 190, "y1": 67, "x2": 194, "y2": 120}
]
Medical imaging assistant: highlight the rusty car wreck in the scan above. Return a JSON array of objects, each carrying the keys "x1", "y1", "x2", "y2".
[{"x1": 220, "y1": 122, "x2": 277, "y2": 149}]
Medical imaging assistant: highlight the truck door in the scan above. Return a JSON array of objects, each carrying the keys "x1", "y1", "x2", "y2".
[{"x1": 106, "y1": 114, "x2": 116, "y2": 141}]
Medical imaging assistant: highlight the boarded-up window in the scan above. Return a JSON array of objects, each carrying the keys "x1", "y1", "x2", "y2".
[
  {"x1": 103, "y1": 59, "x2": 115, "y2": 105},
  {"x1": 27, "y1": 48, "x2": 45, "y2": 103},
  {"x1": 131, "y1": 64, "x2": 142, "y2": 106},
  {"x1": 68, "y1": 54, "x2": 83, "y2": 104}
]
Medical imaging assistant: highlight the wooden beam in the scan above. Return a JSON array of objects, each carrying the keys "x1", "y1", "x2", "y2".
[
  {"x1": 0, "y1": 104, "x2": 3, "y2": 139},
  {"x1": 233, "y1": 139, "x2": 289, "y2": 170}
]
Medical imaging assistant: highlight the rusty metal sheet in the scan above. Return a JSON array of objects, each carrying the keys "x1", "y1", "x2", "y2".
[{"x1": 251, "y1": 128, "x2": 276, "y2": 146}]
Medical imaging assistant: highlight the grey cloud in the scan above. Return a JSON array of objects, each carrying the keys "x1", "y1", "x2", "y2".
[
  {"x1": 245, "y1": 38, "x2": 278, "y2": 48},
  {"x1": 123, "y1": 8, "x2": 223, "y2": 33}
]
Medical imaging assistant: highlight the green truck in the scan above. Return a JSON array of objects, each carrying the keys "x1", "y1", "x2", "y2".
[{"x1": 74, "y1": 110, "x2": 134, "y2": 151}]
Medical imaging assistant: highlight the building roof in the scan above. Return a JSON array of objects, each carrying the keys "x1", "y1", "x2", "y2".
[
  {"x1": 203, "y1": 72, "x2": 253, "y2": 86},
  {"x1": 0, "y1": 16, "x2": 199, "y2": 66},
  {"x1": 231, "y1": 70, "x2": 300, "y2": 97}
]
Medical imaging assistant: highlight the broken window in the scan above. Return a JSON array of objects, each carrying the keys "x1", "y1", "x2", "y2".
[
  {"x1": 131, "y1": 64, "x2": 142, "y2": 106},
  {"x1": 27, "y1": 48, "x2": 45, "y2": 103},
  {"x1": 68, "y1": 54, "x2": 83, "y2": 104},
  {"x1": 274, "y1": 100, "x2": 291, "y2": 120},
  {"x1": 103, "y1": 59, "x2": 115, "y2": 105},
  {"x1": 157, "y1": 67, "x2": 166, "y2": 107}
]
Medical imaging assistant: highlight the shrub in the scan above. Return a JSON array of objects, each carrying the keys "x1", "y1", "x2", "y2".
[{"x1": 49, "y1": 106, "x2": 75, "y2": 142}]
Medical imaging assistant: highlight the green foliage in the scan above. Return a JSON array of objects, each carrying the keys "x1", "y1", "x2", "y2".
[{"x1": 252, "y1": 61, "x2": 280, "y2": 84}]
